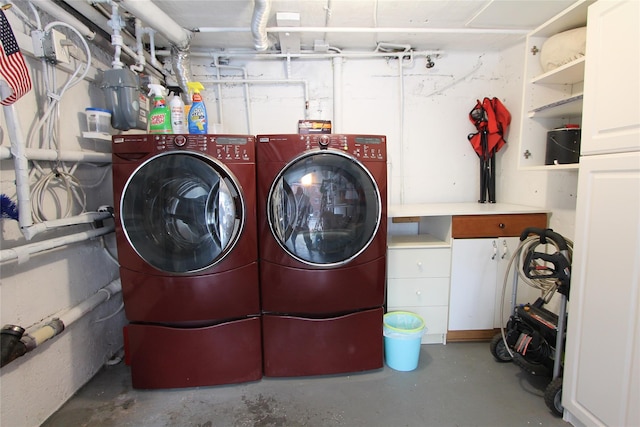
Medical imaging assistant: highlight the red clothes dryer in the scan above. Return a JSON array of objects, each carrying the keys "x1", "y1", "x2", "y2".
[
  {"x1": 256, "y1": 134, "x2": 387, "y2": 377},
  {"x1": 112, "y1": 134, "x2": 261, "y2": 389}
]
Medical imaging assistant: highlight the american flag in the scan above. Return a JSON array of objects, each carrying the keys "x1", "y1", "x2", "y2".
[{"x1": 0, "y1": 9, "x2": 32, "y2": 106}]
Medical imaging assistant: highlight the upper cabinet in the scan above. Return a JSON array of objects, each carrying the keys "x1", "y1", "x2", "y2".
[
  {"x1": 580, "y1": 0, "x2": 640, "y2": 155},
  {"x1": 518, "y1": 0, "x2": 595, "y2": 170}
]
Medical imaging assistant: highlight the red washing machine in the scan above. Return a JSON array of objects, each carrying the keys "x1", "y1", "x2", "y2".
[
  {"x1": 112, "y1": 134, "x2": 261, "y2": 389},
  {"x1": 256, "y1": 134, "x2": 387, "y2": 377}
]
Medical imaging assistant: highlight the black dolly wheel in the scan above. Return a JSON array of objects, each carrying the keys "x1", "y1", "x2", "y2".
[
  {"x1": 489, "y1": 333, "x2": 512, "y2": 362},
  {"x1": 545, "y1": 377, "x2": 564, "y2": 417}
]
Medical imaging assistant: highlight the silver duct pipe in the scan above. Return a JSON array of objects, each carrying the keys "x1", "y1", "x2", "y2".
[
  {"x1": 171, "y1": 45, "x2": 192, "y2": 103},
  {"x1": 252, "y1": 0, "x2": 271, "y2": 51}
]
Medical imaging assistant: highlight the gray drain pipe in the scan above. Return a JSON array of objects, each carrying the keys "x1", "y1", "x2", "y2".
[{"x1": 0, "y1": 279, "x2": 122, "y2": 368}]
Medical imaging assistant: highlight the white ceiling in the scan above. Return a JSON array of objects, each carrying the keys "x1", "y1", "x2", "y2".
[{"x1": 139, "y1": 0, "x2": 575, "y2": 52}]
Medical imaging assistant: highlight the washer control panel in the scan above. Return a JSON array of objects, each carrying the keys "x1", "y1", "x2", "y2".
[{"x1": 113, "y1": 134, "x2": 255, "y2": 162}]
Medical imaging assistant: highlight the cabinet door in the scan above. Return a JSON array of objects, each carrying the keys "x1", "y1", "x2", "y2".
[
  {"x1": 563, "y1": 152, "x2": 640, "y2": 426},
  {"x1": 449, "y1": 238, "x2": 498, "y2": 331},
  {"x1": 580, "y1": 0, "x2": 640, "y2": 155}
]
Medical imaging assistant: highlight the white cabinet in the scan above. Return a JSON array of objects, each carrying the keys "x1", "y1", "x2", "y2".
[
  {"x1": 447, "y1": 213, "x2": 547, "y2": 340},
  {"x1": 386, "y1": 205, "x2": 548, "y2": 344},
  {"x1": 449, "y1": 237, "x2": 522, "y2": 331},
  {"x1": 563, "y1": 1, "x2": 640, "y2": 426},
  {"x1": 387, "y1": 234, "x2": 451, "y2": 344},
  {"x1": 518, "y1": 0, "x2": 594, "y2": 170}
]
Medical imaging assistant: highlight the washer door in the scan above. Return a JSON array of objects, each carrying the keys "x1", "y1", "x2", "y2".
[
  {"x1": 121, "y1": 151, "x2": 244, "y2": 273},
  {"x1": 268, "y1": 150, "x2": 381, "y2": 266}
]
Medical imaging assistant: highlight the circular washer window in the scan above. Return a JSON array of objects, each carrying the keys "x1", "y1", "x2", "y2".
[
  {"x1": 121, "y1": 151, "x2": 244, "y2": 273},
  {"x1": 267, "y1": 150, "x2": 381, "y2": 266}
]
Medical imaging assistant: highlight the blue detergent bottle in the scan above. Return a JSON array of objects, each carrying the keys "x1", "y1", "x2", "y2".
[{"x1": 187, "y1": 82, "x2": 207, "y2": 134}]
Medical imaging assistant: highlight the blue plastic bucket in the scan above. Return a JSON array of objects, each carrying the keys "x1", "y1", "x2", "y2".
[{"x1": 383, "y1": 311, "x2": 426, "y2": 371}]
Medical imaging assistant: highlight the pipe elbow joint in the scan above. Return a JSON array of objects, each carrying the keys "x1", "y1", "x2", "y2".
[{"x1": 1, "y1": 325, "x2": 27, "y2": 368}]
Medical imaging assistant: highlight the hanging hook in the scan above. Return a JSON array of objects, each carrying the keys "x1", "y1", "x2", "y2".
[{"x1": 425, "y1": 55, "x2": 435, "y2": 69}]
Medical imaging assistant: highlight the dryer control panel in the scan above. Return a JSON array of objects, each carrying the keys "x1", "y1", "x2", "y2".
[{"x1": 257, "y1": 134, "x2": 386, "y2": 162}]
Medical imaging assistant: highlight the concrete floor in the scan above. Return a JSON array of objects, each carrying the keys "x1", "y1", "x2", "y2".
[{"x1": 43, "y1": 342, "x2": 569, "y2": 427}]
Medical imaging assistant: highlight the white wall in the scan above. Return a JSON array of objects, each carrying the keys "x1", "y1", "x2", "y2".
[
  {"x1": 1, "y1": 6, "x2": 577, "y2": 427},
  {"x1": 0, "y1": 11, "x2": 125, "y2": 427},
  {"x1": 191, "y1": 46, "x2": 577, "y2": 238}
]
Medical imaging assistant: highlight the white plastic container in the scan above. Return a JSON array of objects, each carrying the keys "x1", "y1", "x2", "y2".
[
  {"x1": 169, "y1": 92, "x2": 186, "y2": 134},
  {"x1": 85, "y1": 108, "x2": 112, "y2": 135}
]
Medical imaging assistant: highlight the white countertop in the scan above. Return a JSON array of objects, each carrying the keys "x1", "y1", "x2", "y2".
[{"x1": 388, "y1": 202, "x2": 548, "y2": 218}]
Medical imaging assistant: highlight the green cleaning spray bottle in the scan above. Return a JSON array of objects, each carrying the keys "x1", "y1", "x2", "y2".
[
  {"x1": 187, "y1": 82, "x2": 207, "y2": 134},
  {"x1": 148, "y1": 84, "x2": 172, "y2": 134}
]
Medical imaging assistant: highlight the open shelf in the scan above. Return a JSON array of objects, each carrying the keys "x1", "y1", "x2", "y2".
[
  {"x1": 528, "y1": 93, "x2": 583, "y2": 118},
  {"x1": 531, "y1": 57, "x2": 585, "y2": 85}
]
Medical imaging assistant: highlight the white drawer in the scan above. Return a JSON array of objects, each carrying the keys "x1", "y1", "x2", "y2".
[
  {"x1": 387, "y1": 247, "x2": 451, "y2": 278},
  {"x1": 387, "y1": 277, "x2": 449, "y2": 307}
]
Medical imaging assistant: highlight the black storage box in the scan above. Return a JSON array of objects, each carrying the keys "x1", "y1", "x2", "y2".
[{"x1": 545, "y1": 127, "x2": 581, "y2": 165}]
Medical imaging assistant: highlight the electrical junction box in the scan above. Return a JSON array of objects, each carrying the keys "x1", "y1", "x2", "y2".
[{"x1": 32, "y1": 29, "x2": 70, "y2": 64}]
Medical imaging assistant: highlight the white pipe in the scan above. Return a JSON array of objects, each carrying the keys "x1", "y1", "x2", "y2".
[
  {"x1": 197, "y1": 26, "x2": 529, "y2": 36},
  {"x1": 398, "y1": 57, "x2": 405, "y2": 204},
  {"x1": 108, "y1": 2, "x2": 124, "y2": 69},
  {"x1": 213, "y1": 61, "x2": 225, "y2": 130},
  {"x1": 251, "y1": 0, "x2": 271, "y2": 51},
  {"x1": 21, "y1": 279, "x2": 122, "y2": 350},
  {"x1": 1, "y1": 83, "x2": 33, "y2": 231},
  {"x1": 30, "y1": 0, "x2": 96, "y2": 40},
  {"x1": 332, "y1": 57, "x2": 342, "y2": 132},
  {"x1": 119, "y1": 0, "x2": 192, "y2": 49},
  {"x1": 0, "y1": 224, "x2": 115, "y2": 263},
  {"x1": 50, "y1": 0, "x2": 162, "y2": 76},
  {"x1": 211, "y1": 59, "x2": 254, "y2": 134},
  {"x1": 0, "y1": 146, "x2": 112, "y2": 163},
  {"x1": 21, "y1": 211, "x2": 112, "y2": 241},
  {"x1": 129, "y1": 18, "x2": 146, "y2": 72},
  {"x1": 57, "y1": 279, "x2": 122, "y2": 327},
  {"x1": 183, "y1": 49, "x2": 443, "y2": 60}
]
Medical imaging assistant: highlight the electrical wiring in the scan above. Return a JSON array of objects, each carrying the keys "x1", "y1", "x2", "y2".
[{"x1": 25, "y1": 17, "x2": 94, "y2": 222}]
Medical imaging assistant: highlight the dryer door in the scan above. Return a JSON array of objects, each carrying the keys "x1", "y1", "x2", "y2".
[
  {"x1": 121, "y1": 151, "x2": 244, "y2": 273},
  {"x1": 268, "y1": 150, "x2": 381, "y2": 266}
]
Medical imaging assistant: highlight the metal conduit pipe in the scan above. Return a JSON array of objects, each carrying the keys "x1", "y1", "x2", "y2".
[
  {"x1": 0, "y1": 279, "x2": 122, "y2": 368},
  {"x1": 0, "y1": 224, "x2": 115, "y2": 263}
]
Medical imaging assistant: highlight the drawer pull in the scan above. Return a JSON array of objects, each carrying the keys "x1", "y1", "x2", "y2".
[
  {"x1": 416, "y1": 261, "x2": 423, "y2": 270},
  {"x1": 499, "y1": 223, "x2": 505, "y2": 229},
  {"x1": 491, "y1": 240, "x2": 498, "y2": 260},
  {"x1": 416, "y1": 290, "x2": 421, "y2": 296},
  {"x1": 501, "y1": 240, "x2": 508, "y2": 259}
]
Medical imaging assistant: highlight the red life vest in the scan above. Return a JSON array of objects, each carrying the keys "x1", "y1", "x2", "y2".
[{"x1": 468, "y1": 97, "x2": 511, "y2": 157}]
